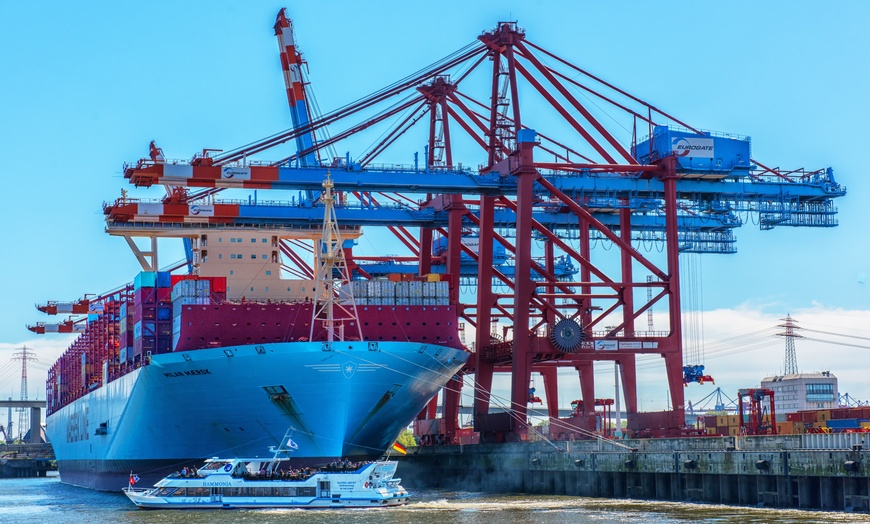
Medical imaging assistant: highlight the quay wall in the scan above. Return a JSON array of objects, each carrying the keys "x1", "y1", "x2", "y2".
[{"x1": 396, "y1": 434, "x2": 870, "y2": 512}]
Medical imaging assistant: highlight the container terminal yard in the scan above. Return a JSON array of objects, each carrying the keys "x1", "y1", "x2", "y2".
[{"x1": 16, "y1": 6, "x2": 868, "y2": 513}]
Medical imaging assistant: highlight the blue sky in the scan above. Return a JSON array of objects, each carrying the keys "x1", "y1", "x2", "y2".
[{"x1": 1, "y1": 1, "x2": 868, "y2": 408}]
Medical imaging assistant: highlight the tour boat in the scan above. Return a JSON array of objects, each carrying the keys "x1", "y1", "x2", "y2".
[{"x1": 123, "y1": 432, "x2": 410, "y2": 509}]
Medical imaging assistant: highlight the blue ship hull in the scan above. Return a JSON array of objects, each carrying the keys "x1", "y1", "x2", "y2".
[{"x1": 45, "y1": 340, "x2": 468, "y2": 491}]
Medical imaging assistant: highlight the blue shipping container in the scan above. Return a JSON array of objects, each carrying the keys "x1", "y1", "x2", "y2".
[
  {"x1": 826, "y1": 418, "x2": 861, "y2": 429},
  {"x1": 156, "y1": 271, "x2": 171, "y2": 288}
]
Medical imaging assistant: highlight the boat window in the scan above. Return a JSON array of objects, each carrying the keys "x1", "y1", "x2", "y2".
[
  {"x1": 154, "y1": 487, "x2": 177, "y2": 496},
  {"x1": 298, "y1": 486, "x2": 316, "y2": 497},
  {"x1": 199, "y1": 461, "x2": 229, "y2": 472},
  {"x1": 170, "y1": 488, "x2": 187, "y2": 497},
  {"x1": 319, "y1": 480, "x2": 331, "y2": 498}
]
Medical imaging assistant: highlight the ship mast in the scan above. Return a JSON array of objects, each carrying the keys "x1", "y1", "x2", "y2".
[{"x1": 310, "y1": 172, "x2": 362, "y2": 342}]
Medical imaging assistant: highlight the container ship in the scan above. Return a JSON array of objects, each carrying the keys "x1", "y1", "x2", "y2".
[{"x1": 39, "y1": 178, "x2": 470, "y2": 491}]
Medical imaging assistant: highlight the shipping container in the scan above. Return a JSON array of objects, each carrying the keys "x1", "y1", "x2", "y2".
[
  {"x1": 815, "y1": 410, "x2": 831, "y2": 424},
  {"x1": 157, "y1": 336, "x2": 172, "y2": 353},
  {"x1": 211, "y1": 276, "x2": 227, "y2": 293},
  {"x1": 157, "y1": 287, "x2": 172, "y2": 303},
  {"x1": 830, "y1": 408, "x2": 851, "y2": 420},
  {"x1": 826, "y1": 418, "x2": 861, "y2": 430},
  {"x1": 776, "y1": 421, "x2": 795, "y2": 435},
  {"x1": 156, "y1": 271, "x2": 171, "y2": 288},
  {"x1": 133, "y1": 287, "x2": 157, "y2": 306},
  {"x1": 134, "y1": 271, "x2": 157, "y2": 289},
  {"x1": 157, "y1": 307, "x2": 172, "y2": 321},
  {"x1": 172, "y1": 315, "x2": 182, "y2": 338}
]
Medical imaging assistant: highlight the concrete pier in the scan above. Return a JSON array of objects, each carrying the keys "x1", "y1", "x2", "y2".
[
  {"x1": 397, "y1": 434, "x2": 870, "y2": 512},
  {"x1": 0, "y1": 444, "x2": 54, "y2": 478}
]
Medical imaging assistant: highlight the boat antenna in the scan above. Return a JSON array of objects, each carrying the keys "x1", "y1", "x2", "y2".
[{"x1": 309, "y1": 172, "x2": 362, "y2": 342}]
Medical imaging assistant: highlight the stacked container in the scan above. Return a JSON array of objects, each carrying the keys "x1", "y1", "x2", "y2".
[
  {"x1": 344, "y1": 278, "x2": 450, "y2": 306},
  {"x1": 170, "y1": 275, "x2": 226, "y2": 351},
  {"x1": 130, "y1": 271, "x2": 175, "y2": 363}
]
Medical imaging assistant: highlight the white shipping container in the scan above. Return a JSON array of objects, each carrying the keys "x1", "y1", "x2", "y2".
[
  {"x1": 436, "y1": 282, "x2": 449, "y2": 297},
  {"x1": 395, "y1": 281, "x2": 409, "y2": 298},
  {"x1": 423, "y1": 298, "x2": 435, "y2": 306},
  {"x1": 172, "y1": 315, "x2": 182, "y2": 337},
  {"x1": 410, "y1": 298, "x2": 423, "y2": 306},
  {"x1": 409, "y1": 281, "x2": 422, "y2": 297}
]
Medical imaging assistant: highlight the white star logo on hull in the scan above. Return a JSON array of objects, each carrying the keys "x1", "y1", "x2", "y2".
[{"x1": 342, "y1": 362, "x2": 358, "y2": 379}]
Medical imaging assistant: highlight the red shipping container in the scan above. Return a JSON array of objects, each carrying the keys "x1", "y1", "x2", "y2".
[
  {"x1": 211, "y1": 277, "x2": 227, "y2": 293},
  {"x1": 831, "y1": 408, "x2": 850, "y2": 420},
  {"x1": 133, "y1": 287, "x2": 156, "y2": 306},
  {"x1": 157, "y1": 287, "x2": 172, "y2": 303},
  {"x1": 133, "y1": 305, "x2": 156, "y2": 323}
]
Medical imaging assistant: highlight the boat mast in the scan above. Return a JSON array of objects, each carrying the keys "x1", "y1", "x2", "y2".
[{"x1": 310, "y1": 172, "x2": 362, "y2": 342}]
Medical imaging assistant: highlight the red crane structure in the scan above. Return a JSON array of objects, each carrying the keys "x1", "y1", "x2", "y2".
[
  {"x1": 38, "y1": 10, "x2": 844, "y2": 444},
  {"x1": 738, "y1": 388, "x2": 777, "y2": 436}
]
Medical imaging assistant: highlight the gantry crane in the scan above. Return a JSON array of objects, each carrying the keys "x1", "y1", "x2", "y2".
[
  {"x1": 738, "y1": 388, "x2": 777, "y2": 436},
  {"x1": 40, "y1": 9, "x2": 844, "y2": 443}
]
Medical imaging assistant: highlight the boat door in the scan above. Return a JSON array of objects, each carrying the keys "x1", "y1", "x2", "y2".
[
  {"x1": 210, "y1": 487, "x2": 223, "y2": 503},
  {"x1": 318, "y1": 480, "x2": 331, "y2": 498}
]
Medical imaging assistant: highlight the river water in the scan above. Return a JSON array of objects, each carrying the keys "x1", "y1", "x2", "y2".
[{"x1": 1, "y1": 474, "x2": 869, "y2": 524}]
